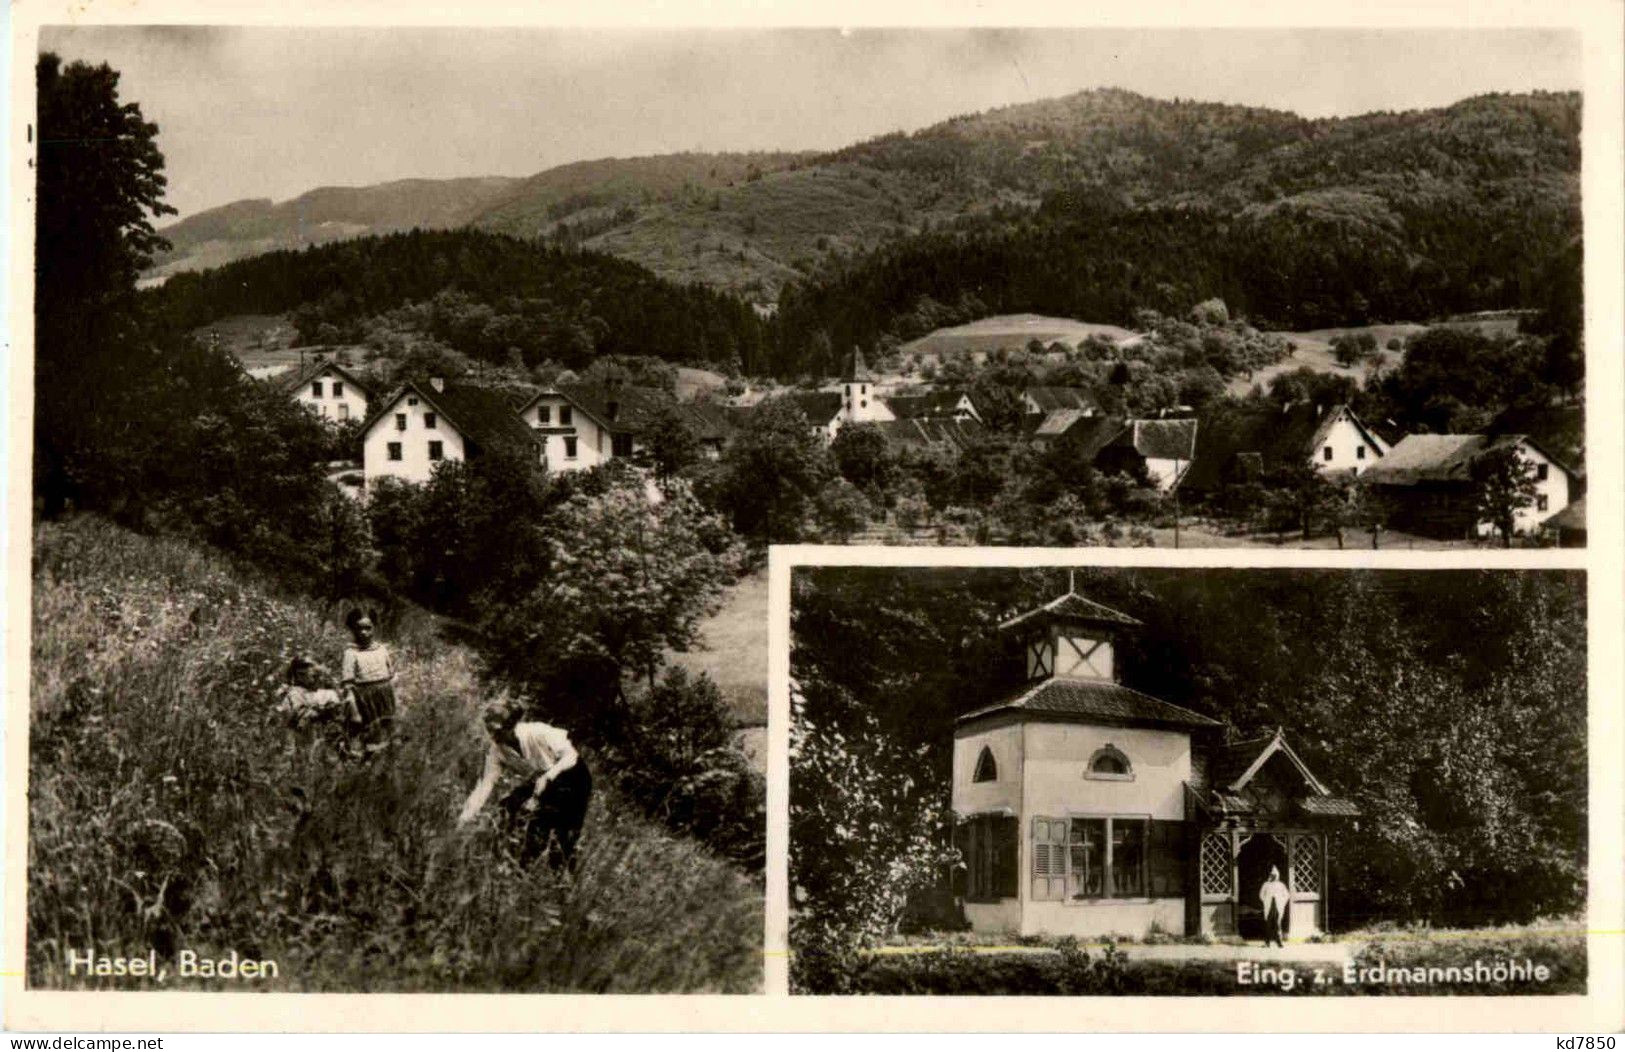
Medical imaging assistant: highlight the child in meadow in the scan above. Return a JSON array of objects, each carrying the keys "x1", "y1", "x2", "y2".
[
  {"x1": 340, "y1": 609, "x2": 397, "y2": 744},
  {"x1": 274, "y1": 655, "x2": 347, "y2": 744}
]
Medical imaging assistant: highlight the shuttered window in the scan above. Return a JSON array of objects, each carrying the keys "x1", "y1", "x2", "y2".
[{"x1": 1032, "y1": 817, "x2": 1068, "y2": 901}]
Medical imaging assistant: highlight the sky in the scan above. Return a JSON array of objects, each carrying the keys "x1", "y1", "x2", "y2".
[{"x1": 39, "y1": 26, "x2": 1582, "y2": 221}]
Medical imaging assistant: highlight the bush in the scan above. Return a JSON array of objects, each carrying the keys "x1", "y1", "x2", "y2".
[{"x1": 601, "y1": 667, "x2": 765, "y2": 871}]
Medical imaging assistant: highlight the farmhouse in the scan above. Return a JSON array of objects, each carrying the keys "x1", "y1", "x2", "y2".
[
  {"x1": 276, "y1": 359, "x2": 373, "y2": 423},
  {"x1": 360, "y1": 377, "x2": 541, "y2": 489},
  {"x1": 1184, "y1": 402, "x2": 1390, "y2": 492},
  {"x1": 952, "y1": 587, "x2": 1356, "y2": 940},
  {"x1": 1360, "y1": 433, "x2": 1576, "y2": 539},
  {"x1": 1027, "y1": 415, "x2": 1199, "y2": 493}
]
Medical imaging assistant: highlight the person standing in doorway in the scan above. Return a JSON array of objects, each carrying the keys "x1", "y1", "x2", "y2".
[
  {"x1": 1259, "y1": 865, "x2": 1291, "y2": 948},
  {"x1": 458, "y1": 701, "x2": 593, "y2": 870}
]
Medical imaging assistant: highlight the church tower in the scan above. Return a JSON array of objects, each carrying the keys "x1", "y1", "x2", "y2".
[{"x1": 839, "y1": 347, "x2": 894, "y2": 427}]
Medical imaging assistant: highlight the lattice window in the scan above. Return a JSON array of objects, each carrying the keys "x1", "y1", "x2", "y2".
[
  {"x1": 1293, "y1": 835, "x2": 1321, "y2": 895},
  {"x1": 1200, "y1": 832, "x2": 1232, "y2": 896}
]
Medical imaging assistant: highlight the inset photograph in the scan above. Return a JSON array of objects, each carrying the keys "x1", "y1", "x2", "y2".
[{"x1": 789, "y1": 566, "x2": 1586, "y2": 994}]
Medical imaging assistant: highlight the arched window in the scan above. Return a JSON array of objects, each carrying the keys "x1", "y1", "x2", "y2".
[
  {"x1": 1087, "y1": 745, "x2": 1133, "y2": 780},
  {"x1": 973, "y1": 746, "x2": 997, "y2": 783}
]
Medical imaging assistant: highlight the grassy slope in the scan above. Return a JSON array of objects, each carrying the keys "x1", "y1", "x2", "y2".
[
  {"x1": 668, "y1": 569, "x2": 769, "y2": 729},
  {"x1": 28, "y1": 516, "x2": 762, "y2": 992}
]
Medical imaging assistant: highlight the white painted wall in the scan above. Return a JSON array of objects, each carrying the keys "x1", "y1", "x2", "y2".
[
  {"x1": 293, "y1": 367, "x2": 369, "y2": 423},
  {"x1": 1022, "y1": 722, "x2": 1189, "y2": 825},
  {"x1": 1473, "y1": 440, "x2": 1572, "y2": 537},
  {"x1": 1143, "y1": 457, "x2": 1188, "y2": 493},
  {"x1": 523, "y1": 395, "x2": 612, "y2": 473},
  {"x1": 1311, "y1": 410, "x2": 1386, "y2": 475},
  {"x1": 1019, "y1": 722, "x2": 1191, "y2": 939},
  {"x1": 363, "y1": 392, "x2": 465, "y2": 488},
  {"x1": 952, "y1": 722, "x2": 1024, "y2": 820},
  {"x1": 841, "y1": 380, "x2": 895, "y2": 426}
]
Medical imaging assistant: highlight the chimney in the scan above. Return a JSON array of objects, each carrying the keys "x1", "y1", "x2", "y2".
[
  {"x1": 430, "y1": 377, "x2": 444, "y2": 393},
  {"x1": 607, "y1": 400, "x2": 620, "y2": 422}
]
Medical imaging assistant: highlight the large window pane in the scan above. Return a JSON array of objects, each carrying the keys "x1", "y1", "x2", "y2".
[
  {"x1": 1069, "y1": 818, "x2": 1105, "y2": 899},
  {"x1": 1111, "y1": 819, "x2": 1147, "y2": 898}
]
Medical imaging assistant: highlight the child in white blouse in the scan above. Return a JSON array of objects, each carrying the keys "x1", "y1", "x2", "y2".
[{"x1": 341, "y1": 609, "x2": 397, "y2": 744}]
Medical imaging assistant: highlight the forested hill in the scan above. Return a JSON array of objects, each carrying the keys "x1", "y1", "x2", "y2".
[
  {"x1": 146, "y1": 229, "x2": 771, "y2": 374},
  {"x1": 146, "y1": 176, "x2": 522, "y2": 281},
  {"x1": 147, "y1": 89, "x2": 1580, "y2": 305}
]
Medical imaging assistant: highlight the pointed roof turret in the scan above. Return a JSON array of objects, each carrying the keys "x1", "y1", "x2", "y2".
[{"x1": 843, "y1": 346, "x2": 873, "y2": 383}]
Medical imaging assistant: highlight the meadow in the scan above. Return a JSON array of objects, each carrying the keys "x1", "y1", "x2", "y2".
[{"x1": 28, "y1": 516, "x2": 763, "y2": 992}]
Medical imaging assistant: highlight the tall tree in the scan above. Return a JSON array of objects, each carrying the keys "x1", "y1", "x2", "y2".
[
  {"x1": 1472, "y1": 446, "x2": 1539, "y2": 548},
  {"x1": 35, "y1": 53, "x2": 176, "y2": 512}
]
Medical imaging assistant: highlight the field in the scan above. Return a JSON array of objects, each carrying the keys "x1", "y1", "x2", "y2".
[
  {"x1": 28, "y1": 516, "x2": 763, "y2": 992},
  {"x1": 898, "y1": 314, "x2": 1139, "y2": 364},
  {"x1": 667, "y1": 568, "x2": 770, "y2": 767}
]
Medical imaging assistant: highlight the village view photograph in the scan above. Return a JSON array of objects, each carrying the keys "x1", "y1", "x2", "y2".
[
  {"x1": 787, "y1": 566, "x2": 1587, "y2": 995},
  {"x1": 24, "y1": 22, "x2": 1590, "y2": 997}
]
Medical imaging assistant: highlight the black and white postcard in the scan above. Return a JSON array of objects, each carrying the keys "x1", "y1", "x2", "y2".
[{"x1": 5, "y1": 0, "x2": 1621, "y2": 1036}]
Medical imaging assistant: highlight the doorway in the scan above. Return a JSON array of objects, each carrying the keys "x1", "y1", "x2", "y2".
[{"x1": 1235, "y1": 833, "x2": 1289, "y2": 942}]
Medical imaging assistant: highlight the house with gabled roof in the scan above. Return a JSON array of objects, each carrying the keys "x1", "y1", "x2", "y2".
[
  {"x1": 888, "y1": 389, "x2": 981, "y2": 424},
  {"x1": 953, "y1": 586, "x2": 1356, "y2": 940},
  {"x1": 275, "y1": 358, "x2": 374, "y2": 424},
  {"x1": 515, "y1": 382, "x2": 668, "y2": 473},
  {"x1": 1360, "y1": 432, "x2": 1577, "y2": 539},
  {"x1": 1184, "y1": 402, "x2": 1390, "y2": 493},
  {"x1": 1027, "y1": 414, "x2": 1199, "y2": 494},
  {"x1": 360, "y1": 377, "x2": 541, "y2": 489}
]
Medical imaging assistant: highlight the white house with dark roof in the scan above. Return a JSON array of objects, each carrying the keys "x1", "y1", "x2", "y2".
[
  {"x1": 360, "y1": 377, "x2": 541, "y2": 489},
  {"x1": 953, "y1": 587, "x2": 1357, "y2": 940},
  {"x1": 276, "y1": 359, "x2": 373, "y2": 424}
]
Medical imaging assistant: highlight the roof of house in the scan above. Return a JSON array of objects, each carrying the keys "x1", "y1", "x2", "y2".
[
  {"x1": 517, "y1": 383, "x2": 674, "y2": 435},
  {"x1": 1023, "y1": 386, "x2": 1098, "y2": 412},
  {"x1": 1210, "y1": 729, "x2": 1329, "y2": 795},
  {"x1": 888, "y1": 389, "x2": 971, "y2": 419},
  {"x1": 1192, "y1": 728, "x2": 1360, "y2": 819},
  {"x1": 678, "y1": 401, "x2": 735, "y2": 442},
  {"x1": 1121, "y1": 418, "x2": 1198, "y2": 461},
  {"x1": 1032, "y1": 408, "x2": 1095, "y2": 438},
  {"x1": 957, "y1": 676, "x2": 1221, "y2": 731},
  {"x1": 274, "y1": 358, "x2": 374, "y2": 399},
  {"x1": 787, "y1": 391, "x2": 844, "y2": 427},
  {"x1": 998, "y1": 591, "x2": 1143, "y2": 633},
  {"x1": 869, "y1": 418, "x2": 984, "y2": 452},
  {"x1": 363, "y1": 379, "x2": 539, "y2": 457},
  {"x1": 1360, "y1": 432, "x2": 1577, "y2": 487}
]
